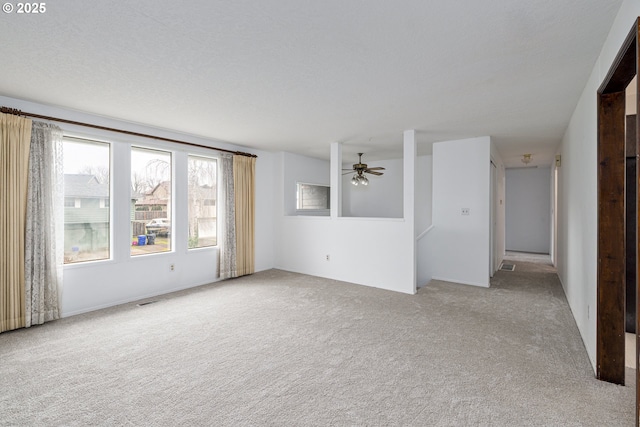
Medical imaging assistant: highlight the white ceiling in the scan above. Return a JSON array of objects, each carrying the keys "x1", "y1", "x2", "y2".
[{"x1": 0, "y1": 1, "x2": 623, "y2": 166}]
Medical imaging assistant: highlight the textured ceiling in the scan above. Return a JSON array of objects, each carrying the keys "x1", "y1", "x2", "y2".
[{"x1": 0, "y1": 0, "x2": 623, "y2": 166}]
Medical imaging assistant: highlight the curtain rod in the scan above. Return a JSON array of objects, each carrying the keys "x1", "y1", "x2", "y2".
[{"x1": 0, "y1": 106, "x2": 258, "y2": 158}]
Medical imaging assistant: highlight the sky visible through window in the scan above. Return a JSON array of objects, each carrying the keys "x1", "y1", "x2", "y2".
[
  {"x1": 64, "y1": 139, "x2": 167, "y2": 184},
  {"x1": 64, "y1": 139, "x2": 109, "y2": 175}
]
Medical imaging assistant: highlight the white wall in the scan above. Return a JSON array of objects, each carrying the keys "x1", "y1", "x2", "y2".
[
  {"x1": 277, "y1": 216, "x2": 414, "y2": 292},
  {"x1": 0, "y1": 95, "x2": 276, "y2": 316},
  {"x1": 341, "y1": 155, "x2": 432, "y2": 222},
  {"x1": 342, "y1": 158, "x2": 403, "y2": 218},
  {"x1": 415, "y1": 155, "x2": 433, "y2": 235},
  {"x1": 505, "y1": 167, "x2": 551, "y2": 254},
  {"x1": 275, "y1": 135, "x2": 417, "y2": 294},
  {"x1": 429, "y1": 136, "x2": 492, "y2": 287},
  {"x1": 557, "y1": 0, "x2": 640, "y2": 371},
  {"x1": 282, "y1": 152, "x2": 330, "y2": 215},
  {"x1": 415, "y1": 155, "x2": 434, "y2": 287}
]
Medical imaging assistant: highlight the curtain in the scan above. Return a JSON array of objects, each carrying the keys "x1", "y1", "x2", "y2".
[
  {"x1": 0, "y1": 113, "x2": 32, "y2": 333},
  {"x1": 233, "y1": 155, "x2": 255, "y2": 277},
  {"x1": 219, "y1": 154, "x2": 236, "y2": 279},
  {"x1": 24, "y1": 122, "x2": 63, "y2": 327}
]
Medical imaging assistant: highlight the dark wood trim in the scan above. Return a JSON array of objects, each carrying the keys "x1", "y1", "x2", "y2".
[
  {"x1": 636, "y1": 19, "x2": 640, "y2": 426},
  {"x1": 599, "y1": 23, "x2": 638, "y2": 94},
  {"x1": 597, "y1": 90, "x2": 627, "y2": 385},
  {"x1": 636, "y1": 118, "x2": 640, "y2": 426},
  {"x1": 596, "y1": 19, "x2": 640, "y2": 396},
  {"x1": 596, "y1": 15, "x2": 640, "y2": 427}
]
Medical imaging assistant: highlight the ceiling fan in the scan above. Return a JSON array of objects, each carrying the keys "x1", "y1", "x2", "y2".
[{"x1": 342, "y1": 153, "x2": 385, "y2": 186}]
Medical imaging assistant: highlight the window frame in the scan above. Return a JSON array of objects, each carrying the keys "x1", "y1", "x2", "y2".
[
  {"x1": 296, "y1": 181, "x2": 331, "y2": 215},
  {"x1": 60, "y1": 130, "x2": 224, "y2": 267},
  {"x1": 62, "y1": 135, "x2": 113, "y2": 265},
  {"x1": 130, "y1": 145, "x2": 175, "y2": 257}
]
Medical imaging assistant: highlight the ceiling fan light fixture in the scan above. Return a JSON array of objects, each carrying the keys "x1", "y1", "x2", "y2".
[
  {"x1": 354, "y1": 174, "x2": 368, "y2": 186},
  {"x1": 345, "y1": 153, "x2": 384, "y2": 186},
  {"x1": 521, "y1": 153, "x2": 532, "y2": 165}
]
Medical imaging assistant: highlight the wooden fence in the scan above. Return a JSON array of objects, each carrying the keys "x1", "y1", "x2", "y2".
[{"x1": 131, "y1": 221, "x2": 147, "y2": 237}]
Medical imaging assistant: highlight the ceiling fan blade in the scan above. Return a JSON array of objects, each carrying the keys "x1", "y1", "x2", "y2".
[
  {"x1": 365, "y1": 170, "x2": 384, "y2": 176},
  {"x1": 365, "y1": 167, "x2": 385, "y2": 170},
  {"x1": 342, "y1": 171, "x2": 355, "y2": 175}
]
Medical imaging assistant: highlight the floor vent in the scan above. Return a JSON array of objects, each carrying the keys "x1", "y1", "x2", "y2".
[
  {"x1": 500, "y1": 263, "x2": 516, "y2": 271},
  {"x1": 136, "y1": 301, "x2": 158, "y2": 307}
]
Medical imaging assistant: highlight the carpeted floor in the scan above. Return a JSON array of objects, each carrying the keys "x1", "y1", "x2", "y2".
[{"x1": 0, "y1": 263, "x2": 635, "y2": 426}]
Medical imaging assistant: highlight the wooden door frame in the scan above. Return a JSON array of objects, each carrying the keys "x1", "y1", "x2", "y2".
[{"x1": 596, "y1": 18, "x2": 639, "y2": 421}]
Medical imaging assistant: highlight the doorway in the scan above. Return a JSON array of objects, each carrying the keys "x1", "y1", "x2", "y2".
[
  {"x1": 626, "y1": 77, "x2": 638, "y2": 371},
  {"x1": 596, "y1": 18, "x2": 639, "y2": 425},
  {"x1": 490, "y1": 161, "x2": 497, "y2": 277},
  {"x1": 551, "y1": 166, "x2": 558, "y2": 266},
  {"x1": 596, "y1": 20, "x2": 638, "y2": 386},
  {"x1": 504, "y1": 166, "x2": 551, "y2": 255}
]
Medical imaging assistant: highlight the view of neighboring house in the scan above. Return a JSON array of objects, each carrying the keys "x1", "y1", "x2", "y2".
[
  {"x1": 64, "y1": 174, "x2": 109, "y2": 262},
  {"x1": 132, "y1": 180, "x2": 216, "y2": 246},
  {"x1": 64, "y1": 175, "x2": 217, "y2": 258},
  {"x1": 135, "y1": 181, "x2": 170, "y2": 222},
  {"x1": 187, "y1": 182, "x2": 216, "y2": 247},
  {"x1": 133, "y1": 181, "x2": 170, "y2": 239}
]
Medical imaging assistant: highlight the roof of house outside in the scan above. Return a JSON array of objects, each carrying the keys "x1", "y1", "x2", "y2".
[
  {"x1": 150, "y1": 181, "x2": 171, "y2": 195},
  {"x1": 135, "y1": 181, "x2": 215, "y2": 206},
  {"x1": 64, "y1": 174, "x2": 108, "y2": 198}
]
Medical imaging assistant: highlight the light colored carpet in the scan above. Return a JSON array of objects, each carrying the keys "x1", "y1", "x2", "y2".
[
  {"x1": 0, "y1": 265, "x2": 634, "y2": 426},
  {"x1": 504, "y1": 251, "x2": 552, "y2": 265}
]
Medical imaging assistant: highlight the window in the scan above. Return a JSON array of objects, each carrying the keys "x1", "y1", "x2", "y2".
[
  {"x1": 64, "y1": 198, "x2": 80, "y2": 208},
  {"x1": 188, "y1": 155, "x2": 217, "y2": 249},
  {"x1": 131, "y1": 147, "x2": 172, "y2": 255},
  {"x1": 63, "y1": 138, "x2": 111, "y2": 264},
  {"x1": 296, "y1": 182, "x2": 330, "y2": 211}
]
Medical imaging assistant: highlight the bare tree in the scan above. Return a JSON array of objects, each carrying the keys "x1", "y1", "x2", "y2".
[
  {"x1": 131, "y1": 172, "x2": 148, "y2": 195},
  {"x1": 187, "y1": 157, "x2": 217, "y2": 247},
  {"x1": 130, "y1": 159, "x2": 171, "y2": 195},
  {"x1": 144, "y1": 159, "x2": 170, "y2": 191}
]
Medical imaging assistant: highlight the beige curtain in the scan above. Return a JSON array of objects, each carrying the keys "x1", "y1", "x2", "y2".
[
  {"x1": 0, "y1": 113, "x2": 32, "y2": 333},
  {"x1": 233, "y1": 155, "x2": 255, "y2": 277}
]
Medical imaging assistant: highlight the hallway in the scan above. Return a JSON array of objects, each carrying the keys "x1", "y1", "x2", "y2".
[
  {"x1": 496, "y1": 251, "x2": 637, "y2": 395},
  {"x1": 503, "y1": 250, "x2": 553, "y2": 267}
]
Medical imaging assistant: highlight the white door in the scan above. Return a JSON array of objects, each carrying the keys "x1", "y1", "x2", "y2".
[{"x1": 490, "y1": 161, "x2": 497, "y2": 277}]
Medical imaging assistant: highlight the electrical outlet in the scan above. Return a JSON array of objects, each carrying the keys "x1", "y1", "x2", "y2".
[
  {"x1": 326, "y1": 254, "x2": 330, "y2": 261},
  {"x1": 170, "y1": 263, "x2": 175, "y2": 272},
  {"x1": 461, "y1": 208, "x2": 470, "y2": 216}
]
